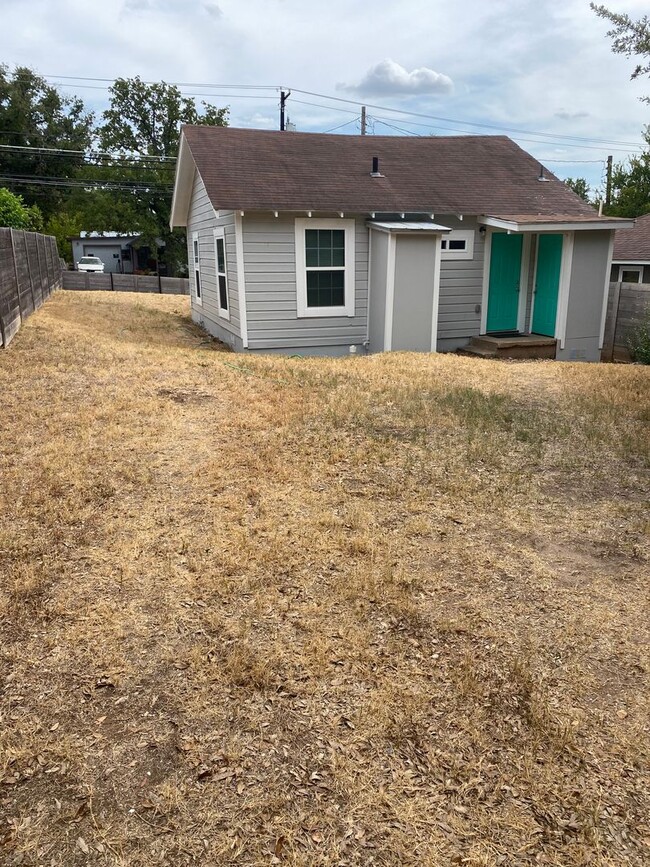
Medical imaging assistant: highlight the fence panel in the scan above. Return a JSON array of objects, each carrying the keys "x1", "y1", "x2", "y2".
[
  {"x1": 12, "y1": 231, "x2": 34, "y2": 320},
  {"x1": 0, "y1": 230, "x2": 21, "y2": 346},
  {"x1": 0, "y1": 228, "x2": 60, "y2": 348},
  {"x1": 602, "y1": 281, "x2": 650, "y2": 362},
  {"x1": 61, "y1": 271, "x2": 189, "y2": 295}
]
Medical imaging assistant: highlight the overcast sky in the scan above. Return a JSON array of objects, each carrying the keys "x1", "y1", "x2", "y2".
[{"x1": 3, "y1": 0, "x2": 649, "y2": 191}]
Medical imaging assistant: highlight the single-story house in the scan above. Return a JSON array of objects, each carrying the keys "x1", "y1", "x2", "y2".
[
  {"x1": 70, "y1": 232, "x2": 139, "y2": 273},
  {"x1": 69, "y1": 232, "x2": 165, "y2": 274},
  {"x1": 170, "y1": 127, "x2": 634, "y2": 361},
  {"x1": 611, "y1": 212, "x2": 650, "y2": 284}
]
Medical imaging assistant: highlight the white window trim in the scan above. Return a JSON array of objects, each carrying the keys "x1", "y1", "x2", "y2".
[
  {"x1": 617, "y1": 265, "x2": 643, "y2": 283},
  {"x1": 295, "y1": 218, "x2": 355, "y2": 318},
  {"x1": 440, "y1": 229, "x2": 474, "y2": 260},
  {"x1": 192, "y1": 231, "x2": 202, "y2": 307},
  {"x1": 214, "y1": 227, "x2": 230, "y2": 321}
]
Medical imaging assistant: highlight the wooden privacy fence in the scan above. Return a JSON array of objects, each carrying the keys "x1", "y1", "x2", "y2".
[
  {"x1": 61, "y1": 271, "x2": 189, "y2": 295},
  {"x1": 0, "y1": 228, "x2": 60, "y2": 348},
  {"x1": 602, "y1": 281, "x2": 650, "y2": 362}
]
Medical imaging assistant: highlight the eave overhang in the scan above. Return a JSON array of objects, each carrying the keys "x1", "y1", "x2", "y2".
[
  {"x1": 479, "y1": 215, "x2": 636, "y2": 233},
  {"x1": 169, "y1": 134, "x2": 197, "y2": 229}
]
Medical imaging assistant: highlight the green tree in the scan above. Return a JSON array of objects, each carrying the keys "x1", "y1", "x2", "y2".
[
  {"x1": 591, "y1": 5, "x2": 650, "y2": 101},
  {"x1": 564, "y1": 177, "x2": 592, "y2": 202},
  {"x1": 45, "y1": 209, "x2": 83, "y2": 261},
  {"x1": 96, "y1": 77, "x2": 228, "y2": 274},
  {"x1": 607, "y1": 147, "x2": 650, "y2": 216},
  {"x1": 0, "y1": 65, "x2": 94, "y2": 218},
  {"x1": 0, "y1": 186, "x2": 43, "y2": 229}
]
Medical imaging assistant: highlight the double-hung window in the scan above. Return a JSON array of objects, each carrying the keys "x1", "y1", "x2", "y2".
[
  {"x1": 214, "y1": 227, "x2": 230, "y2": 319},
  {"x1": 295, "y1": 218, "x2": 355, "y2": 317},
  {"x1": 192, "y1": 232, "x2": 202, "y2": 305}
]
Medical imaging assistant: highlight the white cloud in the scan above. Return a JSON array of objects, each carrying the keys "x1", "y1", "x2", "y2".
[{"x1": 342, "y1": 59, "x2": 453, "y2": 96}]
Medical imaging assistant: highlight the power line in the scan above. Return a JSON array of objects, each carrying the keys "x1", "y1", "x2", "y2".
[
  {"x1": 321, "y1": 118, "x2": 361, "y2": 134},
  {"x1": 6, "y1": 69, "x2": 644, "y2": 150},
  {"x1": 290, "y1": 97, "x2": 638, "y2": 153},
  {"x1": 0, "y1": 143, "x2": 177, "y2": 162},
  {"x1": 23, "y1": 73, "x2": 279, "y2": 89},
  {"x1": 287, "y1": 87, "x2": 646, "y2": 149},
  {"x1": 0, "y1": 175, "x2": 173, "y2": 191},
  {"x1": 372, "y1": 118, "x2": 421, "y2": 137}
]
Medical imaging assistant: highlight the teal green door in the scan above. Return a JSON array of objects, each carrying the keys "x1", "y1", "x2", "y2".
[
  {"x1": 486, "y1": 233, "x2": 523, "y2": 332},
  {"x1": 532, "y1": 234, "x2": 563, "y2": 337}
]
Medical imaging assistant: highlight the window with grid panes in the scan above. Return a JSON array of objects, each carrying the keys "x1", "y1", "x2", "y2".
[
  {"x1": 295, "y1": 218, "x2": 355, "y2": 317},
  {"x1": 305, "y1": 229, "x2": 346, "y2": 307}
]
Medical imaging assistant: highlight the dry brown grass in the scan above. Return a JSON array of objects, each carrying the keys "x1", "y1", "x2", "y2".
[{"x1": 1, "y1": 290, "x2": 648, "y2": 866}]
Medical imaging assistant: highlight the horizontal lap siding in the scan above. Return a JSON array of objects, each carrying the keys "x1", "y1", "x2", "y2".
[
  {"x1": 437, "y1": 216, "x2": 484, "y2": 340},
  {"x1": 243, "y1": 215, "x2": 368, "y2": 351},
  {"x1": 186, "y1": 173, "x2": 240, "y2": 341}
]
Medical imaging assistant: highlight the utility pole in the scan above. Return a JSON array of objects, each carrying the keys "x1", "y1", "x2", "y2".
[
  {"x1": 280, "y1": 90, "x2": 290, "y2": 131},
  {"x1": 605, "y1": 154, "x2": 613, "y2": 208},
  {"x1": 361, "y1": 106, "x2": 367, "y2": 135}
]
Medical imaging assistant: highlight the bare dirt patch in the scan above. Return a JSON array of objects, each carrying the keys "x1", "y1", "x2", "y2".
[{"x1": 1, "y1": 290, "x2": 648, "y2": 866}]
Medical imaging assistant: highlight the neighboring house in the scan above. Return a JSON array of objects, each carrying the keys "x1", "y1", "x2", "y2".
[
  {"x1": 170, "y1": 127, "x2": 633, "y2": 361},
  {"x1": 611, "y1": 212, "x2": 650, "y2": 283},
  {"x1": 70, "y1": 232, "x2": 139, "y2": 273},
  {"x1": 69, "y1": 232, "x2": 165, "y2": 274}
]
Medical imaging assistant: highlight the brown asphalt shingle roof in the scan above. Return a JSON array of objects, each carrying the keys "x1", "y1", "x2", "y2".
[
  {"x1": 613, "y1": 212, "x2": 650, "y2": 261},
  {"x1": 181, "y1": 126, "x2": 602, "y2": 217}
]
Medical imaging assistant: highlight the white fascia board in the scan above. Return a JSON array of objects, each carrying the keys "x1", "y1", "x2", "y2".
[
  {"x1": 478, "y1": 216, "x2": 635, "y2": 233},
  {"x1": 368, "y1": 221, "x2": 452, "y2": 234},
  {"x1": 169, "y1": 134, "x2": 197, "y2": 229}
]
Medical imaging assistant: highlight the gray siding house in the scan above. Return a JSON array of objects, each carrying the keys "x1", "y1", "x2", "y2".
[
  {"x1": 611, "y1": 213, "x2": 650, "y2": 284},
  {"x1": 170, "y1": 127, "x2": 633, "y2": 361}
]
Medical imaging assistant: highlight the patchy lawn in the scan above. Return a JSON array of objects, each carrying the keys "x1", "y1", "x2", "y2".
[{"x1": 1, "y1": 290, "x2": 648, "y2": 867}]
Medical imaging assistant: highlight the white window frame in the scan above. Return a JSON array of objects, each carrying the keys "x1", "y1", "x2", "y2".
[
  {"x1": 214, "y1": 227, "x2": 230, "y2": 320},
  {"x1": 295, "y1": 218, "x2": 355, "y2": 318},
  {"x1": 440, "y1": 229, "x2": 475, "y2": 260},
  {"x1": 192, "y1": 231, "x2": 202, "y2": 306},
  {"x1": 617, "y1": 265, "x2": 643, "y2": 284}
]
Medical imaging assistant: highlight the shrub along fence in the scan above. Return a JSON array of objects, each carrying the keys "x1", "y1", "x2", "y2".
[
  {"x1": 0, "y1": 228, "x2": 61, "y2": 348},
  {"x1": 61, "y1": 271, "x2": 189, "y2": 295},
  {"x1": 602, "y1": 281, "x2": 650, "y2": 362}
]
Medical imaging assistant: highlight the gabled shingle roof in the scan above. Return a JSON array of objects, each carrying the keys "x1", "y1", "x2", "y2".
[
  {"x1": 613, "y1": 212, "x2": 650, "y2": 261},
  {"x1": 181, "y1": 126, "x2": 602, "y2": 217}
]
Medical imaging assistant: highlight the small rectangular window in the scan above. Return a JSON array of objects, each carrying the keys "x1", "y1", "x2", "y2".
[
  {"x1": 441, "y1": 229, "x2": 475, "y2": 260},
  {"x1": 214, "y1": 228, "x2": 230, "y2": 319},
  {"x1": 618, "y1": 266, "x2": 642, "y2": 283}
]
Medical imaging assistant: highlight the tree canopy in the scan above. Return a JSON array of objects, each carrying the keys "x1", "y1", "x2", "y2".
[
  {"x1": 564, "y1": 177, "x2": 592, "y2": 203},
  {"x1": 0, "y1": 65, "x2": 93, "y2": 218},
  {"x1": 0, "y1": 66, "x2": 229, "y2": 272},
  {"x1": 0, "y1": 187, "x2": 43, "y2": 230},
  {"x1": 591, "y1": 4, "x2": 650, "y2": 101}
]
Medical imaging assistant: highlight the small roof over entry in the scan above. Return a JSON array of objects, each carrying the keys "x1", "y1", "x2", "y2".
[
  {"x1": 479, "y1": 214, "x2": 635, "y2": 232},
  {"x1": 368, "y1": 221, "x2": 452, "y2": 234}
]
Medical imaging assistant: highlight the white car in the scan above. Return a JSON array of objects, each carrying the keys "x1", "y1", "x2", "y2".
[{"x1": 77, "y1": 256, "x2": 105, "y2": 273}]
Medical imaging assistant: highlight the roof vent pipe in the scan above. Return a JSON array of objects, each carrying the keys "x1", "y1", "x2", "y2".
[
  {"x1": 370, "y1": 156, "x2": 383, "y2": 177},
  {"x1": 538, "y1": 164, "x2": 550, "y2": 182}
]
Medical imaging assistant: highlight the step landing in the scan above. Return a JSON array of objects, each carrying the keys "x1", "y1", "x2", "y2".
[{"x1": 459, "y1": 334, "x2": 557, "y2": 360}]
